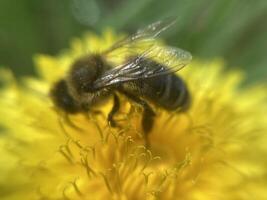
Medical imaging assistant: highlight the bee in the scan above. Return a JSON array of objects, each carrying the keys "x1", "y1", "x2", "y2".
[{"x1": 50, "y1": 18, "x2": 192, "y2": 140}]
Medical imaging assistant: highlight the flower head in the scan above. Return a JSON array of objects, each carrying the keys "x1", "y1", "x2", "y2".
[{"x1": 0, "y1": 30, "x2": 267, "y2": 199}]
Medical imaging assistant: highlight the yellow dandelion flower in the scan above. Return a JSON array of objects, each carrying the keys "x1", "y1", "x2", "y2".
[{"x1": 0, "y1": 30, "x2": 267, "y2": 200}]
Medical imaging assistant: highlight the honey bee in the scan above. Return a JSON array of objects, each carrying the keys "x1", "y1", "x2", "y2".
[{"x1": 50, "y1": 18, "x2": 192, "y2": 139}]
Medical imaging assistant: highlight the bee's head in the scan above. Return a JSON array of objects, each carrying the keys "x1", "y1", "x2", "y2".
[
  {"x1": 50, "y1": 80, "x2": 81, "y2": 114},
  {"x1": 68, "y1": 55, "x2": 105, "y2": 93}
]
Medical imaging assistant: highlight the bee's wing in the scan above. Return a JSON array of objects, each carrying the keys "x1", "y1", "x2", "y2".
[
  {"x1": 93, "y1": 45, "x2": 192, "y2": 90},
  {"x1": 103, "y1": 18, "x2": 176, "y2": 55}
]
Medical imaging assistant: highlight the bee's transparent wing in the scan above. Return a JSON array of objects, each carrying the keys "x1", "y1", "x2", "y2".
[
  {"x1": 93, "y1": 45, "x2": 192, "y2": 90},
  {"x1": 103, "y1": 18, "x2": 176, "y2": 55}
]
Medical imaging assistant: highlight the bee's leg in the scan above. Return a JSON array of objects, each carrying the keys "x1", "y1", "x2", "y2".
[
  {"x1": 108, "y1": 94, "x2": 120, "y2": 127},
  {"x1": 119, "y1": 89, "x2": 155, "y2": 147}
]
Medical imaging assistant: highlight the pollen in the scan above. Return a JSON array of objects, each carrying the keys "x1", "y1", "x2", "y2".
[{"x1": 0, "y1": 31, "x2": 267, "y2": 200}]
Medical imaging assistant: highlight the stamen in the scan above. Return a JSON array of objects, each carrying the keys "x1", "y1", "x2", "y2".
[
  {"x1": 81, "y1": 153, "x2": 96, "y2": 178},
  {"x1": 100, "y1": 172, "x2": 113, "y2": 194},
  {"x1": 112, "y1": 164, "x2": 122, "y2": 195},
  {"x1": 174, "y1": 152, "x2": 192, "y2": 173},
  {"x1": 71, "y1": 178, "x2": 83, "y2": 196},
  {"x1": 88, "y1": 114, "x2": 104, "y2": 140},
  {"x1": 64, "y1": 114, "x2": 84, "y2": 132},
  {"x1": 143, "y1": 171, "x2": 154, "y2": 185},
  {"x1": 73, "y1": 139, "x2": 96, "y2": 159},
  {"x1": 58, "y1": 115, "x2": 71, "y2": 138},
  {"x1": 58, "y1": 142, "x2": 74, "y2": 164},
  {"x1": 124, "y1": 136, "x2": 134, "y2": 157},
  {"x1": 62, "y1": 186, "x2": 71, "y2": 200}
]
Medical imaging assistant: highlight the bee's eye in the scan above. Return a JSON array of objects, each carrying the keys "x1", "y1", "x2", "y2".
[{"x1": 50, "y1": 80, "x2": 81, "y2": 114}]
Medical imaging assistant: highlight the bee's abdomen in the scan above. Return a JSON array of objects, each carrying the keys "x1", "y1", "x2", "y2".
[
  {"x1": 140, "y1": 74, "x2": 190, "y2": 111},
  {"x1": 121, "y1": 57, "x2": 191, "y2": 112}
]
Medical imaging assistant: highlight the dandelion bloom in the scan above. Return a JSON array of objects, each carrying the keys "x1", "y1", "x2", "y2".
[{"x1": 0, "y1": 30, "x2": 267, "y2": 200}]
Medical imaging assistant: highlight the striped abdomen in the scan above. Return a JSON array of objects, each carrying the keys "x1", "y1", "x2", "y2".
[
  {"x1": 138, "y1": 73, "x2": 190, "y2": 111},
  {"x1": 122, "y1": 63, "x2": 190, "y2": 112}
]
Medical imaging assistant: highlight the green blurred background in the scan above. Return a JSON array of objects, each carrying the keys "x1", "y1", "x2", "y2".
[{"x1": 0, "y1": 0, "x2": 266, "y2": 83}]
